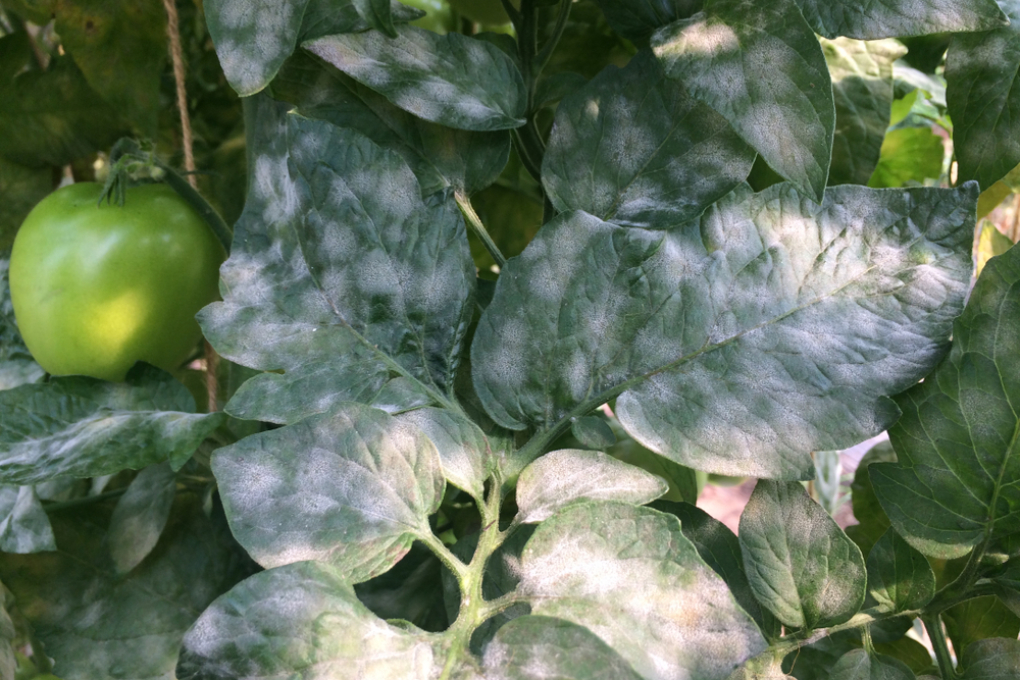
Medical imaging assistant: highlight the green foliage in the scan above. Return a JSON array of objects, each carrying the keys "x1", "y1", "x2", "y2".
[{"x1": 2, "y1": 0, "x2": 1019, "y2": 677}]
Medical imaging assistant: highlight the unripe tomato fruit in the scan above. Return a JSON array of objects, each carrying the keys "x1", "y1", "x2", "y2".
[{"x1": 9, "y1": 182, "x2": 225, "y2": 382}]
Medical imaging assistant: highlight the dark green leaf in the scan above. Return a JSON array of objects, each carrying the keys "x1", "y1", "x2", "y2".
[
  {"x1": 351, "y1": 0, "x2": 397, "y2": 36},
  {"x1": 868, "y1": 128, "x2": 945, "y2": 189},
  {"x1": 874, "y1": 636, "x2": 940, "y2": 676},
  {"x1": 204, "y1": 0, "x2": 418, "y2": 95},
  {"x1": 518, "y1": 501, "x2": 767, "y2": 679},
  {"x1": 212, "y1": 403, "x2": 444, "y2": 579},
  {"x1": 593, "y1": 0, "x2": 703, "y2": 42},
  {"x1": 866, "y1": 529, "x2": 935, "y2": 613},
  {"x1": 473, "y1": 182, "x2": 975, "y2": 479},
  {"x1": 0, "y1": 254, "x2": 43, "y2": 391},
  {"x1": 0, "y1": 158, "x2": 51, "y2": 254},
  {"x1": 652, "y1": 0, "x2": 834, "y2": 201},
  {"x1": 824, "y1": 38, "x2": 906, "y2": 187},
  {"x1": 0, "y1": 580, "x2": 12, "y2": 680},
  {"x1": 272, "y1": 51, "x2": 510, "y2": 197},
  {"x1": 0, "y1": 364, "x2": 224, "y2": 485},
  {"x1": 53, "y1": 0, "x2": 166, "y2": 134},
  {"x1": 794, "y1": 0, "x2": 1005, "y2": 39},
  {"x1": 106, "y1": 462, "x2": 176, "y2": 574},
  {"x1": 960, "y1": 637, "x2": 1020, "y2": 679},
  {"x1": 543, "y1": 50, "x2": 754, "y2": 229},
  {"x1": 396, "y1": 407, "x2": 494, "y2": 503},
  {"x1": 570, "y1": 416, "x2": 616, "y2": 450},
  {"x1": 516, "y1": 449, "x2": 667, "y2": 523},
  {"x1": 870, "y1": 240, "x2": 1020, "y2": 559},
  {"x1": 830, "y1": 649, "x2": 915, "y2": 680},
  {"x1": 0, "y1": 485, "x2": 54, "y2": 553},
  {"x1": 0, "y1": 56, "x2": 129, "y2": 168},
  {"x1": 846, "y1": 441, "x2": 896, "y2": 558},
  {"x1": 607, "y1": 425, "x2": 701, "y2": 503},
  {"x1": 306, "y1": 26, "x2": 527, "y2": 131},
  {"x1": 354, "y1": 541, "x2": 449, "y2": 632},
  {"x1": 947, "y1": 0, "x2": 1020, "y2": 190},
  {"x1": 178, "y1": 561, "x2": 435, "y2": 680},
  {"x1": 653, "y1": 500, "x2": 781, "y2": 638},
  {"x1": 0, "y1": 31, "x2": 33, "y2": 94},
  {"x1": 739, "y1": 481, "x2": 866, "y2": 630},
  {"x1": 483, "y1": 616, "x2": 643, "y2": 680},
  {"x1": 943, "y1": 597, "x2": 1020, "y2": 661},
  {"x1": 0, "y1": 497, "x2": 249, "y2": 680},
  {"x1": 783, "y1": 630, "x2": 862, "y2": 680},
  {"x1": 200, "y1": 96, "x2": 475, "y2": 425}
]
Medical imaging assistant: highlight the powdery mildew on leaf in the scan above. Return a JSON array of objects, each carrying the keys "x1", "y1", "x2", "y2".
[
  {"x1": 871, "y1": 235, "x2": 1020, "y2": 559},
  {"x1": 794, "y1": 0, "x2": 1006, "y2": 39},
  {"x1": 0, "y1": 364, "x2": 224, "y2": 485},
  {"x1": 652, "y1": 0, "x2": 835, "y2": 201},
  {"x1": 212, "y1": 403, "x2": 444, "y2": 580},
  {"x1": 178, "y1": 562, "x2": 434, "y2": 680},
  {"x1": 543, "y1": 50, "x2": 754, "y2": 229},
  {"x1": 305, "y1": 26, "x2": 527, "y2": 131},
  {"x1": 516, "y1": 449, "x2": 667, "y2": 523},
  {"x1": 395, "y1": 407, "x2": 494, "y2": 503},
  {"x1": 594, "y1": 0, "x2": 704, "y2": 42},
  {"x1": 199, "y1": 95, "x2": 475, "y2": 425},
  {"x1": 829, "y1": 649, "x2": 916, "y2": 680},
  {"x1": 473, "y1": 182, "x2": 975, "y2": 479},
  {"x1": 0, "y1": 485, "x2": 54, "y2": 553},
  {"x1": 739, "y1": 481, "x2": 866, "y2": 630},
  {"x1": 517, "y1": 501, "x2": 767, "y2": 680}
]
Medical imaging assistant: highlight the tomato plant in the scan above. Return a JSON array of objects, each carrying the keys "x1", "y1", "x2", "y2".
[
  {"x1": 2, "y1": 1, "x2": 1020, "y2": 680},
  {"x1": 9, "y1": 182, "x2": 224, "y2": 382},
  {"x1": 398, "y1": 0, "x2": 455, "y2": 32}
]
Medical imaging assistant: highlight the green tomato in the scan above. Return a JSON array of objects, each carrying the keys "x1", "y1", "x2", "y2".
[
  {"x1": 9, "y1": 182, "x2": 225, "y2": 382},
  {"x1": 398, "y1": 0, "x2": 454, "y2": 32},
  {"x1": 448, "y1": 0, "x2": 510, "y2": 25}
]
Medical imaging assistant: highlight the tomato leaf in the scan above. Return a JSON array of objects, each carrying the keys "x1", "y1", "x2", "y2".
[
  {"x1": 947, "y1": 0, "x2": 1020, "y2": 190},
  {"x1": 472, "y1": 183, "x2": 975, "y2": 479},
  {"x1": 593, "y1": 0, "x2": 703, "y2": 42},
  {"x1": 652, "y1": 0, "x2": 834, "y2": 201},
  {"x1": 0, "y1": 581, "x2": 12, "y2": 680},
  {"x1": 868, "y1": 127, "x2": 946, "y2": 188},
  {"x1": 516, "y1": 501, "x2": 767, "y2": 679},
  {"x1": 960, "y1": 638, "x2": 1020, "y2": 679},
  {"x1": 943, "y1": 597, "x2": 1020, "y2": 661},
  {"x1": 106, "y1": 462, "x2": 177, "y2": 575},
  {"x1": 515, "y1": 449, "x2": 667, "y2": 523},
  {"x1": 0, "y1": 485, "x2": 55, "y2": 553},
  {"x1": 739, "y1": 481, "x2": 866, "y2": 630},
  {"x1": 200, "y1": 95, "x2": 475, "y2": 425},
  {"x1": 0, "y1": 364, "x2": 225, "y2": 485},
  {"x1": 0, "y1": 497, "x2": 250, "y2": 680},
  {"x1": 212, "y1": 403, "x2": 444, "y2": 578},
  {"x1": 543, "y1": 50, "x2": 755, "y2": 229},
  {"x1": 845, "y1": 441, "x2": 896, "y2": 558},
  {"x1": 0, "y1": 255, "x2": 43, "y2": 391},
  {"x1": 272, "y1": 51, "x2": 511, "y2": 197},
  {"x1": 794, "y1": 0, "x2": 1006, "y2": 39},
  {"x1": 824, "y1": 38, "x2": 906, "y2": 187},
  {"x1": 865, "y1": 529, "x2": 936, "y2": 613},
  {"x1": 305, "y1": 26, "x2": 527, "y2": 131},
  {"x1": 870, "y1": 239, "x2": 1020, "y2": 559},
  {"x1": 830, "y1": 649, "x2": 915, "y2": 680},
  {"x1": 482, "y1": 616, "x2": 644, "y2": 680},
  {"x1": 177, "y1": 561, "x2": 436, "y2": 680}
]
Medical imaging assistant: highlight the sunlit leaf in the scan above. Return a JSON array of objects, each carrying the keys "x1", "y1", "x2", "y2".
[
  {"x1": 396, "y1": 407, "x2": 494, "y2": 503},
  {"x1": 867, "y1": 127, "x2": 945, "y2": 188}
]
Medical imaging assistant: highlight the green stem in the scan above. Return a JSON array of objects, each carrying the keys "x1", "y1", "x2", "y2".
[
  {"x1": 156, "y1": 160, "x2": 233, "y2": 253},
  {"x1": 42, "y1": 488, "x2": 128, "y2": 513},
  {"x1": 535, "y1": 0, "x2": 572, "y2": 74},
  {"x1": 922, "y1": 613, "x2": 958, "y2": 680},
  {"x1": 421, "y1": 533, "x2": 469, "y2": 583},
  {"x1": 455, "y1": 192, "x2": 507, "y2": 268}
]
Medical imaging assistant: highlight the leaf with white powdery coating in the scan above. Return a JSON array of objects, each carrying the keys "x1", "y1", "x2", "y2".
[
  {"x1": 870, "y1": 239, "x2": 1020, "y2": 559},
  {"x1": 177, "y1": 561, "x2": 434, "y2": 680},
  {"x1": 0, "y1": 364, "x2": 225, "y2": 485},
  {"x1": 593, "y1": 0, "x2": 704, "y2": 42},
  {"x1": 947, "y1": 0, "x2": 1020, "y2": 190},
  {"x1": 865, "y1": 528, "x2": 935, "y2": 613},
  {"x1": 107, "y1": 462, "x2": 177, "y2": 574},
  {"x1": 652, "y1": 0, "x2": 834, "y2": 201},
  {"x1": 739, "y1": 481, "x2": 866, "y2": 630},
  {"x1": 543, "y1": 50, "x2": 754, "y2": 230},
  {"x1": 960, "y1": 638, "x2": 1020, "y2": 679},
  {"x1": 794, "y1": 0, "x2": 1006, "y2": 39},
  {"x1": 483, "y1": 616, "x2": 643, "y2": 680},
  {"x1": 205, "y1": 0, "x2": 420, "y2": 95},
  {"x1": 0, "y1": 485, "x2": 54, "y2": 553},
  {"x1": 516, "y1": 449, "x2": 667, "y2": 524},
  {"x1": 472, "y1": 182, "x2": 975, "y2": 479},
  {"x1": 306, "y1": 26, "x2": 527, "y2": 131},
  {"x1": 200, "y1": 95, "x2": 475, "y2": 425},
  {"x1": 830, "y1": 649, "x2": 915, "y2": 680},
  {"x1": 517, "y1": 500, "x2": 767, "y2": 680},
  {"x1": 212, "y1": 403, "x2": 444, "y2": 580}
]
